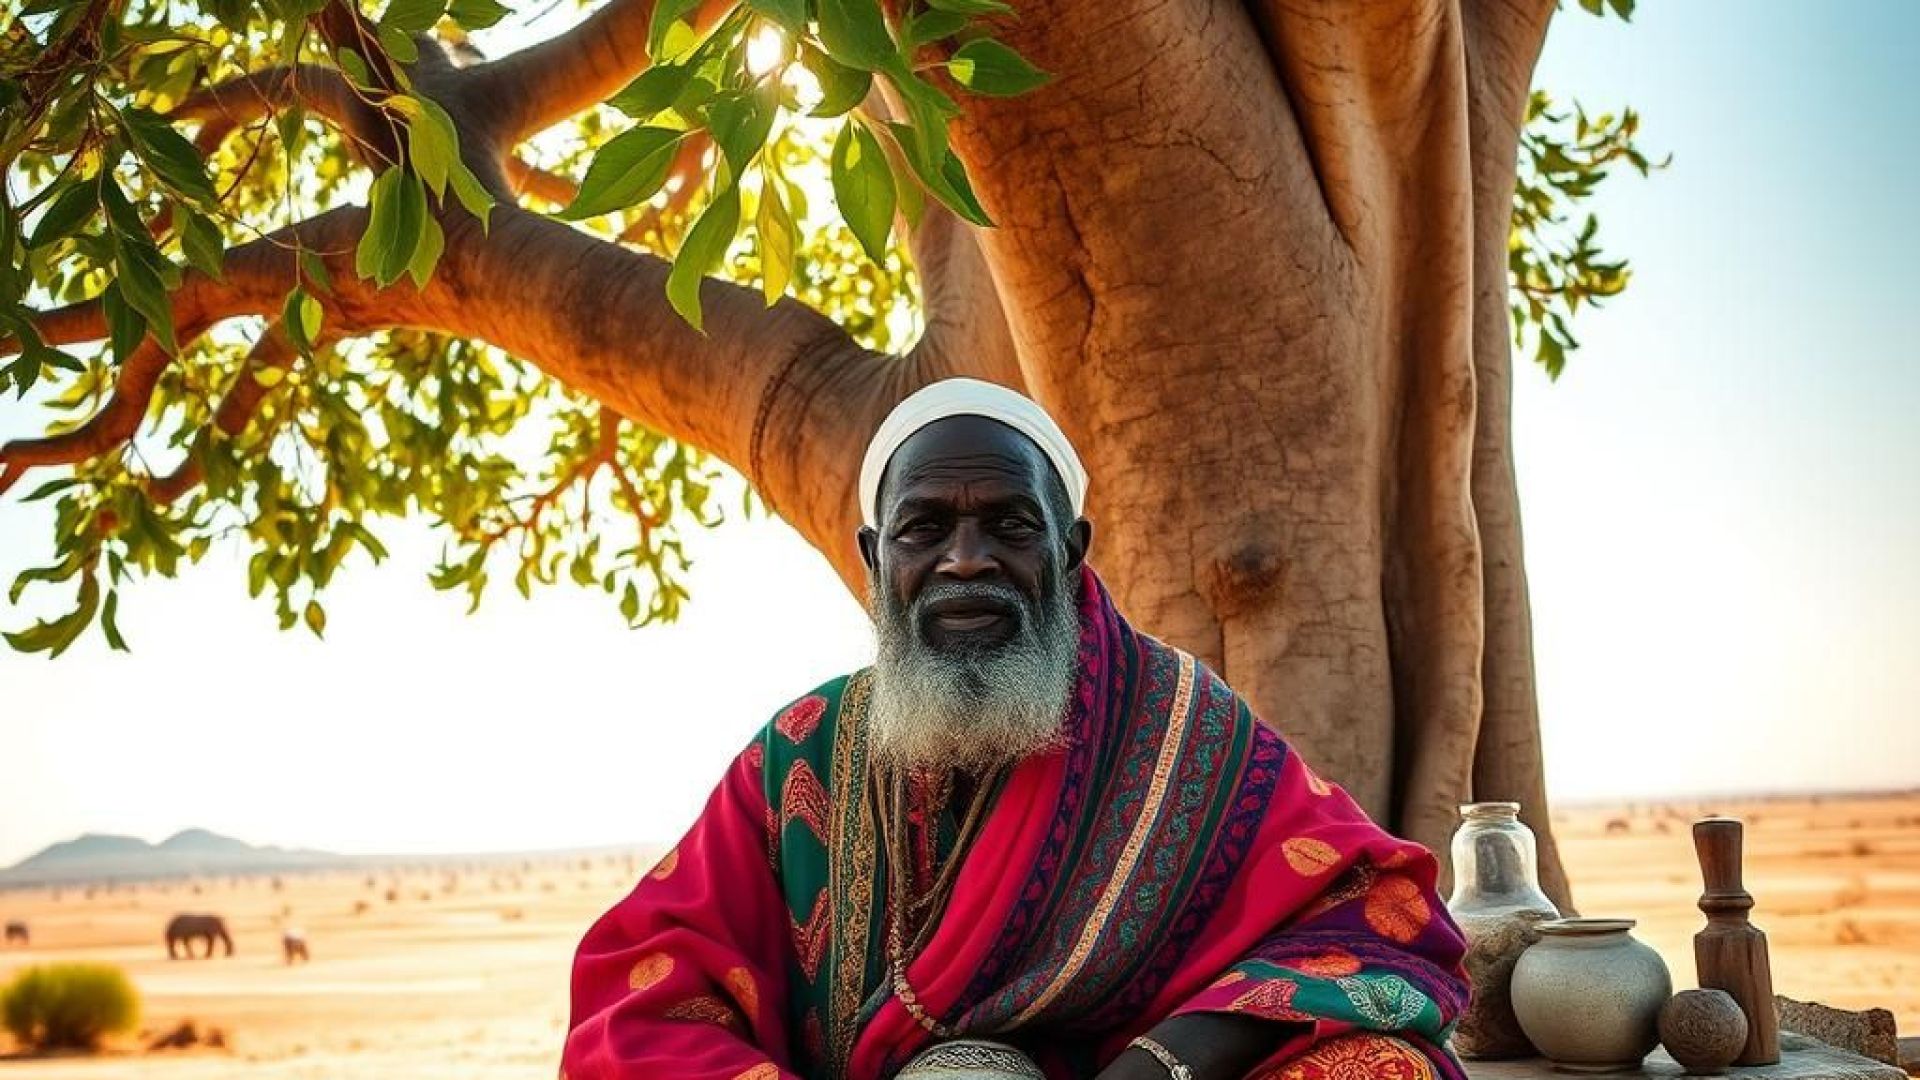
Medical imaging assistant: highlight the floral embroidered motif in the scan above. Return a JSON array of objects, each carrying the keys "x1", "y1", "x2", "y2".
[
  {"x1": 1283, "y1": 836, "x2": 1341, "y2": 877},
  {"x1": 731, "y1": 1065, "x2": 780, "y2": 1080},
  {"x1": 1289, "y1": 949, "x2": 1364, "y2": 978},
  {"x1": 1335, "y1": 973, "x2": 1429, "y2": 1029},
  {"x1": 1231, "y1": 977, "x2": 1307, "y2": 1020},
  {"x1": 775, "y1": 695, "x2": 827, "y2": 744},
  {"x1": 1363, "y1": 874, "x2": 1430, "y2": 944},
  {"x1": 1266, "y1": 1034, "x2": 1435, "y2": 1080}
]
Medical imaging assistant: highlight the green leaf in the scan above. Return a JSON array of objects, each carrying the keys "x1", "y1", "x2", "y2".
[
  {"x1": 666, "y1": 183, "x2": 742, "y2": 330},
  {"x1": 300, "y1": 249, "x2": 334, "y2": 294},
  {"x1": 5, "y1": 571, "x2": 98, "y2": 658},
  {"x1": 948, "y1": 38, "x2": 1048, "y2": 96},
  {"x1": 831, "y1": 119, "x2": 895, "y2": 264},
  {"x1": 562, "y1": 126, "x2": 687, "y2": 219},
  {"x1": 745, "y1": 0, "x2": 805, "y2": 33},
  {"x1": 816, "y1": 0, "x2": 896, "y2": 72},
  {"x1": 377, "y1": 22, "x2": 420, "y2": 63},
  {"x1": 101, "y1": 284, "x2": 146, "y2": 364},
  {"x1": 610, "y1": 63, "x2": 697, "y2": 120},
  {"x1": 756, "y1": 166, "x2": 796, "y2": 304},
  {"x1": 904, "y1": 7, "x2": 968, "y2": 49},
  {"x1": 123, "y1": 108, "x2": 220, "y2": 204},
  {"x1": 282, "y1": 285, "x2": 324, "y2": 352},
  {"x1": 102, "y1": 590, "x2": 128, "y2": 652},
  {"x1": 801, "y1": 43, "x2": 871, "y2": 117},
  {"x1": 355, "y1": 167, "x2": 428, "y2": 285},
  {"x1": 448, "y1": 0, "x2": 509, "y2": 30},
  {"x1": 885, "y1": 120, "x2": 990, "y2": 226},
  {"x1": 925, "y1": 0, "x2": 1010, "y2": 12},
  {"x1": 382, "y1": 0, "x2": 446, "y2": 35},
  {"x1": 304, "y1": 599, "x2": 326, "y2": 637},
  {"x1": 403, "y1": 95, "x2": 456, "y2": 197},
  {"x1": 26, "y1": 182, "x2": 97, "y2": 248},
  {"x1": 407, "y1": 214, "x2": 445, "y2": 288},
  {"x1": 707, "y1": 84, "x2": 779, "y2": 178},
  {"x1": 344, "y1": 522, "x2": 389, "y2": 563},
  {"x1": 647, "y1": 0, "x2": 703, "y2": 59},
  {"x1": 180, "y1": 212, "x2": 225, "y2": 280}
]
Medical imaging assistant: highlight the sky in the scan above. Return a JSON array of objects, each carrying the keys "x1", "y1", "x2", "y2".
[{"x1": 2, "y1": 3, "x2": 1917, "y2": 866}]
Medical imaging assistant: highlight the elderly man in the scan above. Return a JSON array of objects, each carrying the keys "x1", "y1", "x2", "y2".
[{"x1": 564, "y1": 380, "x2": 1468, "y2": 1080}]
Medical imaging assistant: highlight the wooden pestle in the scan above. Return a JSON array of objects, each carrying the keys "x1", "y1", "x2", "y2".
[{"x1": 1693, "y1": 817, "x2": 1780, "y2": 1065}]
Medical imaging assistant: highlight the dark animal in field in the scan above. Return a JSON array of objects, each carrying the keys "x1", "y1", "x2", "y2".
[
  {"x1": 282, "y1": 929, "x2": 309, "y2": 964},
  {"x1": 3, "y1": 920, "x2": 26, "y2": 946},
  {"x1": 165, "y1": 912, "x2": 233, "y2": 958}
]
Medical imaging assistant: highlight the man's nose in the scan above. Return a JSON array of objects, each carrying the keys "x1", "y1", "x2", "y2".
[{"x1": 937, "y1": 520, "x2": 1000, "y2": 579}]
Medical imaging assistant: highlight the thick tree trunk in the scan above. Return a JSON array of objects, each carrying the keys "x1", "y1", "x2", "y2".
[{"x1": 3, "y1": 0, "x2": 1572, "y2": 906}]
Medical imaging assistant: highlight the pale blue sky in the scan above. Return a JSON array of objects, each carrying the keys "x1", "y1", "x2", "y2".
[{"x1": 1, "y1": 4, "x2": 1916, "y2": 865}]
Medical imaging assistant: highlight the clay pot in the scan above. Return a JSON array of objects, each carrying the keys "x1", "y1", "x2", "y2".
[{"x1": 1511, "y1": 918, "x2": 1672, "y2": 1073}]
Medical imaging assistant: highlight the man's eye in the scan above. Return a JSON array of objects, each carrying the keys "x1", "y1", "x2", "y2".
[
  {"x1": 997, "y1": 517, "x2": 1041, "y2": 534},
  {"x1": 898, "y1": 521, "x2": 942, "y2": 539}
]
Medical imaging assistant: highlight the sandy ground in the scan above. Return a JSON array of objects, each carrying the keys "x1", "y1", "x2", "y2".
[{"x1": 0, "y1": 793, "x2": 1914, "y2": 1077}]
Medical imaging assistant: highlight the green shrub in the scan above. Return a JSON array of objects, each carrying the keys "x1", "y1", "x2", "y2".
[{"x1": 1, "y1": 964, "x2": 140, "y2": 1051}]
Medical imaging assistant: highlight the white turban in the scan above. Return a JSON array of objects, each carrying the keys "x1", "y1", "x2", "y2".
[{"x1": 858, "y1": 378, "x2": 1088, "y2": 529}]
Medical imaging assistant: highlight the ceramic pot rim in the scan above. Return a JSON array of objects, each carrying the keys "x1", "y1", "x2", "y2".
[{"x1": 1537, "y1": 917, "x2": 1637, "y2": 936}]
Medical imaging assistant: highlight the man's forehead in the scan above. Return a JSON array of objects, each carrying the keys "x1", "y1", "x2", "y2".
[{"x1": 880, "y1": 416, "x2": 1051, "y2": 501}]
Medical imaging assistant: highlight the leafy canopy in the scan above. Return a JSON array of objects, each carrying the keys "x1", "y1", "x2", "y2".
[{"x1": 0, "y1": 0, "x2": 1652, "y2": 655}]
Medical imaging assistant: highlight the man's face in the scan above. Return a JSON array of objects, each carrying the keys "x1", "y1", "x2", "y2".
[
  {"x1": 857, "y1": 415, "x2": 1091, "y2": 771},
  {"x1": 861, "y1": 415, "x2": 1088, "y2": 649}
]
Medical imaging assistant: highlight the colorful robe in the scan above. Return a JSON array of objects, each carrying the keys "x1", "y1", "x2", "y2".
[{"x1": 565, "y1": 567, "x2": 1469, "y2": 1080}]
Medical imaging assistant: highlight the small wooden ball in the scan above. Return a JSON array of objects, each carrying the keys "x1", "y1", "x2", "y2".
[{"x1": 1658, "y1": 989, "x2": 1749, "y2": 1075}]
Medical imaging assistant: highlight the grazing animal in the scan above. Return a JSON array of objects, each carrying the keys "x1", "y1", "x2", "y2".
[
  {"x1": 3, "y1": 920, "x2": 26, "y2": 946},
  {"x1": 165, "y1": 913, "x2": 233, "y2": 958},
  {"x1": 282, "y1": 928, "x2": 309, "y2": 964}
]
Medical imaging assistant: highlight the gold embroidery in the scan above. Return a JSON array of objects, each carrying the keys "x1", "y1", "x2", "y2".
[
  {"x1": 825, "y1": 670, "x2": 878, "y2": 1077},
  {"x1": 724, "y1": 966, "x2": 760, "y2": 1018},
  {"x1": 664, "y1": 994, "x2": 740, "y2": 1027},
  {"x1": 627, "y1": 952, "x2": 673, "y2": 992},
  {"x1": 1282, "y1": 836, "x2": 1340, "y2": 877},
  {"x1": 1003, "y1": 650, "x2": 1198, "y2": 1027},
  {"x1": 731, "y1": 1066, "x2": 780, "y2": 1080},
  {"x1": 648, "y1": 847, "x2": 679, "y2": 881}
]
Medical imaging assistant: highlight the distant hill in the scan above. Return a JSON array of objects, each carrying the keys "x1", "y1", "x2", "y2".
[{"x1": 0, "y1": 829, "x2": 341, "y2": 886}]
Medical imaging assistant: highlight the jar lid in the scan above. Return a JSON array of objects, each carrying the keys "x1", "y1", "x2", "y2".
[
  {"x1": 1458, "y1": 801, "x2": 1522, "y2": 820},
  {"x1": 1537, "y1": 917, "x2": 1636, "y2": 936}
]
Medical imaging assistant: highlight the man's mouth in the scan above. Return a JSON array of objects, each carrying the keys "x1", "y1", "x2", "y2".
[{"x1": 921, "y1": 595, "x2": 1020, "y2": 637}]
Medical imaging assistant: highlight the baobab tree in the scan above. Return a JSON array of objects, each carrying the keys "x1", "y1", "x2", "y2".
[{"x1": 0, "y1": 0, "x2": 1650, "y2": 905}]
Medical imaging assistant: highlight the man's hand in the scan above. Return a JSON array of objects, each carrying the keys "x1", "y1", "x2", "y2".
[{"x1": 1094, "y1": 1013, "x2": 1301, "y2": 1080}]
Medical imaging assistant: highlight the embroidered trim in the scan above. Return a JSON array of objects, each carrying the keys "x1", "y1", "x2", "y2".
[{"x1": 1001, "y1": 648, "x2": 1197, "y2": 1026}]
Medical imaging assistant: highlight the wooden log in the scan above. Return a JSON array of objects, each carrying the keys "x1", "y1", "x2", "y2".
[{"x1": 1693, "y1": 817, "x2": 1781, "y2": 1066}]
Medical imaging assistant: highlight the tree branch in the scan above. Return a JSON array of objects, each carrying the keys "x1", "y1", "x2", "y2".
[
  {"x1": 420, "y1": 205, "x2": 911, "y2": 586},
  {"x1": 0, "y1": 324, "x2": 209, "y2": 491},
  {"x1": 503, "y1": 156, "x2": 579, "y2": 207},
  {"x1": 905, "y1": 200, "x2": 1022, "y2": 390},
  {"x1": 174, "y1": 64, "x2": 380, "y2": 153},
  {"x1": 463, "y1": 0, "x2": 734, "y2": 143},
  {"x1": 146, "y1": 324, "x2": 301, "y2": 505}
]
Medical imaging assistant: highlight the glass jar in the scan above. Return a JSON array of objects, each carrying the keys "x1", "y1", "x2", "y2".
[
  {"x1": 1447, "y1": 802, "x2": 1561, "y2": 1060},
  {"x1": 1449, "y1": 801, "x2": 1558, "y2": 921}
]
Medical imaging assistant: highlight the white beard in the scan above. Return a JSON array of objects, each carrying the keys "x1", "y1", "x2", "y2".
[{"x1": 868, "y1": 576, "x2": 1079, "y2": 774}]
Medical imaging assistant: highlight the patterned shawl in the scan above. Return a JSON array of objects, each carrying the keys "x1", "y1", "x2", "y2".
[{"x1": 564, "y1": 567, "x2": 1469, "y2": 1080}]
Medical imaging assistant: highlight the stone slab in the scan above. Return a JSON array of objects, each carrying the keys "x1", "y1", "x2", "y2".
[
  {"x1": 1465, "y1": 1032, "x2": 1907, "y2": 1080},
  {"x1": 1776, "y1": 997, "x2": 1900, "y2": 1066}
]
